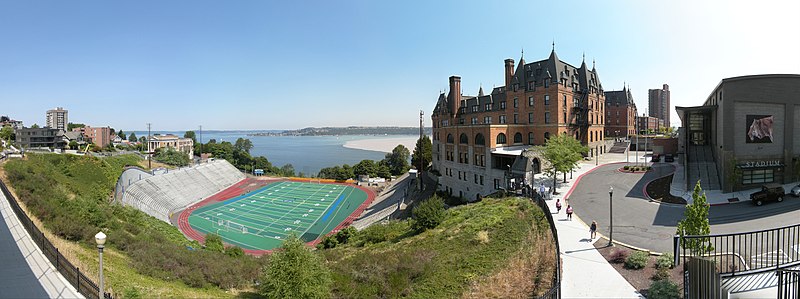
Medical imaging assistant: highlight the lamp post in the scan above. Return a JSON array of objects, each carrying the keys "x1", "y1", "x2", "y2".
[
  {"x1": 95, "y1": 231, "x2": 106, "y2": 298},
  {"x1": 608, "y1": 186, "x2": 614, "y2": 247}
]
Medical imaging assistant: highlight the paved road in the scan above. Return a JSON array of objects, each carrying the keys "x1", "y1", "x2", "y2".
[
  {"x1": 0, "y1": 207, "x2": 49, "y2": 299},
  {"x1": 567, "y1": 163, "x2": 800, "y2": 254}
]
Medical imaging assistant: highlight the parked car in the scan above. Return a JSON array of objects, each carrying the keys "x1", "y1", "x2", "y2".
[
  {"x1": 750, "y1": 183, "x2": 786, "y2": 206},
  {"x1": 791, "y1": 184, "x2": 800, "y2": 197},
  {"x1": 651, "y1": 154, "x2": 660, "y2": 162},
  {"x1": 664, "y1": 154, "x2": 674, "y2": 162}
]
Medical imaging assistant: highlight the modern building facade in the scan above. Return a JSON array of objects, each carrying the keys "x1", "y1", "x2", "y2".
[
  {"x1": 45, "y1": 107, "x2": 68, "y2": 131},
  {"x1": 604, "y1": 85, "x2": 638, "y2": 137},
  {"x1": 649, "y1": 84, "x2": 670, "y2": 126},
  {"x1": 431, "y1": 49, "x2": 606, "y2": 200},
  {"x1": 148, "y1": 134, "x2": 194, "y2": 159},
  {"x1": 676, "y1": 74, "x2": 800, "y2": 192},
  {"x1": 14, "y1": 127, "x2": 66, "y2": 149}
]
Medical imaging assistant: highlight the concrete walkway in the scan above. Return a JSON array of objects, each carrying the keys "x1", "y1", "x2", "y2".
[
  {"x1": 531, "y1": 152, "x2": 644, "y2": 298},
  {"x1": 0, "y1": 189, "x2": 84, "y2": 298}
]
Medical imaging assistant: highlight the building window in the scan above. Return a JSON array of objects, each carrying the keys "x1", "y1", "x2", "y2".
[
  {"x1": 545, "y1": 112, "x2": 551, "y2": 124},
  {"x1": 484, "y1": 116, "x2": 492, "y2": 124},
  {"x1": 544, "y1": 80, "x2": 549, "y2": 88},
  {"x1": 472, "y1": 117, "x2": 478, "y2": 125},
  {"x1": 544, "y1": 95, "x2": 550, "y2": 105},
  {"x1": 563, "y1": 95, "x2": 567, "y2": 107},
  {"x1": 528, "y1": 132, "x2": 534, "y2": 144},
  {"x1": 500, "y1": 101, "x2": 506, "y2": 110},
  {"x1": 496, "y1": 133, "x2": 507, "y2": 144},
  {"x1": 513, "y1": 98, "x2": 518, "y2": 108},
  {"x1": 472, "y1": 105, "x2": 478, "y2": 112},
  {"x1": 494, "y1": 179, "x2": 501, "y2": 190},
  {"x1": 528, "y1": 96, "x2": 534, "y2": 106},
  {"x1": 563, "y1": 112, "x2": 567, "y2": 123},
  {"x1": 480, "y1": 175, "x2": 484, "y2": 185},
  {"x1": 742, "y1": 169, "x2": 774, "y2": 185},
  {"x1": 528, "y1": 112, "x2": 534, "y2": 124},
  {"x1": 474, "y1": 174, "x2": 478, "y2": 184},
  {"x1": 499, "y1": 115, "x2": 506, "y2": 124},
  {"x1": 447, "y1": 134, "x2": 453, "y2": 143},
  {"x1": 513, "y1": 114, "x2": 518, "y2": 124},
  {"x1": 475, "y1": 133, "x2": 485, "y2": 145},
  {"x1": 544, "y1": 132, "x2": 550, "y2": 140},
  {"x1": 485, "y1": 103, "x2": 492, "y2": 111},
  {"x1": 514, "y1": 132, "x2": 522, "y2": 144}
]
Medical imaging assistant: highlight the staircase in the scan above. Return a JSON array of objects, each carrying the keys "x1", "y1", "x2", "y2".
[
  {"x1": 608, "y1": 141, "x2": 628, "y2": 154},
  {"x1": 687, "y1": 145, "x2": 720, "y2": 190}
]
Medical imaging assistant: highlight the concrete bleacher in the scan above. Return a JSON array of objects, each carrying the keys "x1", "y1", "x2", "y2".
[{"x1": 118, "y1": 160, "x2": 246, "y2": 223}]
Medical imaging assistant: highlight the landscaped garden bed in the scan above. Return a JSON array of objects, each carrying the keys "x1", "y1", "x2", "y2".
[{"x1": 594, "y1": 241, "x2": 684, "y2": 298}]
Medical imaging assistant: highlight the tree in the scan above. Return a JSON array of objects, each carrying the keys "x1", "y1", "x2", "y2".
[
  {"x1": 376, "y1": 160, "x2": 392, "y2": 179},
  {"x1": 353, "y1": 159, "x2": 377, "y2": 177},
  {"x1": 128, "y1": 132, "x2": 137, "y2": 142},
  {"x1": 0, "y1": 125, "x2": 14, "y2": 141},
  {"x1": 411, "y1": 135, "x2": 432, "y2": 171},
  {"x1": 117, "y1": 130, "x2": 127, "y2": 140},
  {"x1": 67, "y1": 122, "x2": 85, "y2": 131},
  {"x1": 676, "y1": 180, "x2": 713, "y2": 255},
  {"x1": 383, "y1": 144, "x2": 410, "y2": 176},
  {"x1": 68, "y1": 141, "x2": 78, "y2": 150},
  {"x1": 31, "y1": 123, "x2": 40, "y2": 128},
  {"x1": 154, "y1": 147, "x2": 190, "y2": 166},
  {"x1": 204, "y1": 233, "x2": 225, "y2": 252},
  {"x1": 234, "y1": 138, "x2": 254, "y2": 154},
  {"x1": 184, "y1": 131, "x2": 197, "y2": 144},
  {"x1": 542, "y1": 133, "x2": 588, "y2": 191},
  {"x1": 260, "y1": 234, "x2": 331, "y2": 299},
  {"x1": 280, "y1": 164, "x2": 296, "y2": 177}
]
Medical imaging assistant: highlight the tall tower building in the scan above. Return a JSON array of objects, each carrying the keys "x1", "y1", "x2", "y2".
[
  {"x1": 648, "y1": 84, "x2": 670, "y2": 126},
  {"x1": 46, "y1": 107, "x2": 68, "y2": 131}
]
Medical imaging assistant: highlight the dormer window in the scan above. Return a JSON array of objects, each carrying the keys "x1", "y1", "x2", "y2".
[
  {"x1": 544, "y1": 80, "x2": 550, "y2": 88},
  {"x1": 513, "y1": 84, "x2": 519, "y2": 92}
]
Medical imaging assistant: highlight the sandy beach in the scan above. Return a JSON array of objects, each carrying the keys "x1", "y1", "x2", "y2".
[{"x1": 343, "y1": 136, "x2": 418, "y2": 153}]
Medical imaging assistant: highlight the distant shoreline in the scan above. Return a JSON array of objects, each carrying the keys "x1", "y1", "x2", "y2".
[{"x1": 342, "y1": 137, "x2": 418, "y2": 153}]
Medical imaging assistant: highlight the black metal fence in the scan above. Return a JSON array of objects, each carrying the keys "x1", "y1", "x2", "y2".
[
  {"x1": 0, "y1": 180, "x2": 112, "y2": 299},
  {"x1": 675, "y1": 223, "x2": 800, "y2": 277},
  {"x1": 778, "y1": 269, "x2": 800, "y2": 299},
  {"x1": 530, "y1": 191, "x2": 561, "y2": 299}
]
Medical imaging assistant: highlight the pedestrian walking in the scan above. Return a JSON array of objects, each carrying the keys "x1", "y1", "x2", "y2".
[
  {"x1": 555, "y1": 199, "x2": 562, "y2": 213},
  {"x1": 566, "y1": 205, "x2": 573, "y2": 220},
  {"x1": 590, "y1": 220, "x2": 598, "y2": 239},
  {"x1": 539, "y1": 183, "x2": 545, "y2": 196}
]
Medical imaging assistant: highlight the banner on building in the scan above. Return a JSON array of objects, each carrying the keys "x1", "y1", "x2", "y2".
[{"x1": 746, "y1": 115, "x2": 773, "y2": 143}]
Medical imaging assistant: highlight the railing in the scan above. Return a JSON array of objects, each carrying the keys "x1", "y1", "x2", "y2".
[
  {"x1": 530, "y1": 191, "x2": 561, "y2": 299},
  {"x1": 0, "y1": 180, "x2": 112, "y2": 299},
  {"x1": 777, "y1": 269, "x2": 800, "y2": 299},
  {"x1": 675, "y1": 223, "x2": 800, "y2": 277}
]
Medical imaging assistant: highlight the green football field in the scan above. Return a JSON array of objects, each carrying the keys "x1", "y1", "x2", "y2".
[{"x1": 186, "y1": 181, "x2": 369, "y2": 251}]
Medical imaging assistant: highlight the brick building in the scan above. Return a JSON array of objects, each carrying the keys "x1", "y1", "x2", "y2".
[
  {"x1": 431, "y1": 48, "x2": 607, "y2": 200},
  {"x1": 73, "y1": 126, "x2": 113, "y2": 147},
  {"x1": 636, "y1": 115, "x2": 662, "y2": 134},
  {"x1": 604, "y1": 85, "x2": 638, "y2": 138},
  {"x1": 649, "y1": 84, "x2": 670, "y2": 126}
]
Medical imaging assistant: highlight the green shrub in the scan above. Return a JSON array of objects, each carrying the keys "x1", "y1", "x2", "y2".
[
  {"x1": 412, "y1": 195, "x2": 446, "y2": 231},
  {"x1": 652, "y1": 267, "x2": 670, "y2": 281},
  {"x1": 225, "y1": 246, "x2": 244, "y2": 258},
  {"x1": 648, "y1": 279, "x2": 680, "y2": 299},
  {"x1": 352, "y1": 220, "x2": 410, "y2": 246},
  {"x1": 334, "y1": 226, "x2": 357, "y2": 245},
  {"x1": 623, "y1": 166, "x2": 630, "y2": 170},
  {"x1": 656, "y1": 253, "x2": 674, "y2": 269},
  {"x1": 122, "y1": 287, "x2": 141, "y2": 299},
  {"x1": 204, "y1": 233, "x2": 224, "y2": 252},
  {"x1": 261, "y1": 234, "x2": 331, "y2": 299},
  {"x1": 624, "y1": 251, "x2": 649, "y2": 269},
  {"x1": 318, "y1": 235, "x2": 339, "y2": 249}
]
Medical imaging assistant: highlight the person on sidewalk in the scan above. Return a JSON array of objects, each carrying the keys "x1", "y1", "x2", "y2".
[
  {"x1": 555, "y1": 199, "x2": 562, "y2": 213},
  {"x1": 566, "y1": 205, "x2": 573, "y2": 220},
  {"x1": 590, "y1": 220, "x2": 598, "y2": 239}
]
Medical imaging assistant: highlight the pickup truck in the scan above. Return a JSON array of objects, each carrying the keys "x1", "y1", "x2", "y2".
[{"x1": 750, "y1": 183, "x2": 785, "y2": 206}]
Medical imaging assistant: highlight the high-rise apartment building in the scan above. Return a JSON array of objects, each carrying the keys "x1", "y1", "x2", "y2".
[
  {"x1": 648, "y1": 84, "x2": 670, "y2": 126},
  {"x1": 46, "y1": 107, "x2": 68, "y2": 131}
]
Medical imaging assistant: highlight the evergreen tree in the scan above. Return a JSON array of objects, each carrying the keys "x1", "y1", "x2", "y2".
[
  {"x1": 676, "y1": 180, "x2": 713, "y2": 255},
  {"x1": 411, "y1": 135, "x2": 432, "y2": 171},
  {"x1": 384, "y1": 144, "x2": 410, "y2": 175}
]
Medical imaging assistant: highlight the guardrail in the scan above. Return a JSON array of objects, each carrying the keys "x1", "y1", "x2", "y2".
[{"x1": 0, "y1": 180, "x2": 112, "y2": 299}]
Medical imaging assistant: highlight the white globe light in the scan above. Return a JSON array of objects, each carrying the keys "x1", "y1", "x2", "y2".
[{"x1": 95, "y1": 231, "x2": 107, "y2": 246}]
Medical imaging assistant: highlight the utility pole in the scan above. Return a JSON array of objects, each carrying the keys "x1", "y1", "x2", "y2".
[
  {"x1": 419, "y1": 110, "x2": 424, "y2": 191},
  {"x1": 147, "y1": 123, "x2": 152, "y2": 169}
]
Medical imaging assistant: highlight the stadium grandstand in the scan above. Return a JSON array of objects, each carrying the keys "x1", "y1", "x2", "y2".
[{"x1": 116, "y1": 160, "x2": 245, "y2": 223}]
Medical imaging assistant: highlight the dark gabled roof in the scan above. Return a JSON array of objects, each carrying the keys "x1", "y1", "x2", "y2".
[
  {"x1": 433, "y1": 92, "x2": 447, "y2": 115},
  {"x1": 604, "y1": 86, "x2": 636, "y2": 107},
  {"x1": 506, "y1": 49, "x2": 602, "y2": 93}
]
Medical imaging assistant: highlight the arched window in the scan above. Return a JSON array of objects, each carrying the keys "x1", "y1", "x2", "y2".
[
  {"x1": 528, "y1": 132, "x2": 534, "y2": 144},
  {"x1": 513, "y1": 132, "x2": 523, "y2": 144},
  {"x1": 544, "y1": 132, "x2": 550, "y2": 141},
  {"x1": 496, "y1": 133, "x2": 507, "y2": 144},
  {"x1": 459, "y1": 133, "x2": 468, "y2": 144},
  {"x1": 446, "y1": 134, "x2": 454, "y2": 144},
  {"x1": 475, "y1": 133, "x2": 485, "y2": 145}
]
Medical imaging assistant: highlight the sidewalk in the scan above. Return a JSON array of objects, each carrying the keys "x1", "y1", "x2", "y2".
[
  {"x1": 0, "y1": 188, "x2": 84, "y2": 298},
  {"x1": 532, "y1": 152, "x2": 643, "y2": 298},
  {"x1": 669, "y1": 161, "x2": 799, "y2": 206}
]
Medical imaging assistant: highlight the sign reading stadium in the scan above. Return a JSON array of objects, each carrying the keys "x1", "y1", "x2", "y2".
[{"x1": 737, "y1": 160, "x2": 784, "y2": 169}]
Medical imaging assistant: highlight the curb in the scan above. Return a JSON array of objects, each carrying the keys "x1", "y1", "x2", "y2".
[
  {"x1": 570, "y1": 212, "x2": 665, "y2": 256},
  {"x1": 563, "y1": 162, "x2": 627, "y2": 201}
]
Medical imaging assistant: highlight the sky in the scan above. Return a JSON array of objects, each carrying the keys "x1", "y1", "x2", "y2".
[{"x1": 1, "y1": 1, "x2": 798, "y2": 131}]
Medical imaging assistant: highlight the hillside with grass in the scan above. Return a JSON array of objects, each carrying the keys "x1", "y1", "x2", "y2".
[
  {"x1": 320, "y1": 197, "x2": 557, "y2": 298},
  {"x1": 1, "y1": 154, "x2": 556, "y2": 298}
]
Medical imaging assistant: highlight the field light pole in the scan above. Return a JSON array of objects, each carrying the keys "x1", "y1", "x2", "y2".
[
  {"x1": 608, "y1": 186, "x2": 614, "y2": 247},
  {"x1": 95, "y1": 231, "x2": 106, "y2": 298}
]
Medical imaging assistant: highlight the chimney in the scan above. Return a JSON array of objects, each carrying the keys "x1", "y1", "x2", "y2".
[
  {"x1": 448, "y1": 76, "x2": 462, "y2": 114},
  {"x1": 504, "y1": 59, "x2": 515, "y2": 88}
]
